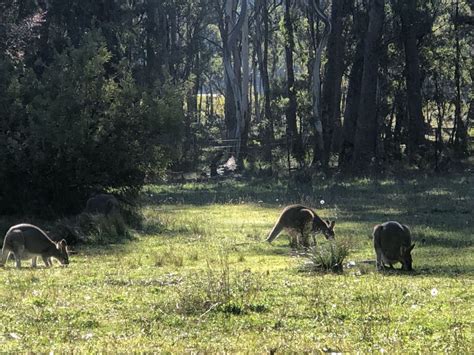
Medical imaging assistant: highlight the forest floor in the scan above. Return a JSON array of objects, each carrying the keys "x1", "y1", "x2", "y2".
[{"x1": 0, "y1": 174, "x2": 472, "y2": 352}]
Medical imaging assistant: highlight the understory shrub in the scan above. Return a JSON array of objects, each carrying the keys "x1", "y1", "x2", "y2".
[{"x1": 0, "y1": 32, "x2": 184, "y2": 216}]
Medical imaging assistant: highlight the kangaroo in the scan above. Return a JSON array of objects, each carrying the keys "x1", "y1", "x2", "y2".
[
  {"x1": 0, "y1": 224, "x2": 69, "y2": 268},
  {"x1": 373, "y1": 221, "x2": 415, "y2": 271},
  {"x1": 266, "y1": 204, "x2": 335, "y2": 248},
  {"x1": 84, "y1": 193, "x2": 120, "y2": 216}
]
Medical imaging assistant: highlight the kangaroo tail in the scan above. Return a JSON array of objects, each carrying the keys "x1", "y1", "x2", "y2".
[
  {"x1": 0, "y1": 244, "x2": 9, "y2": 266},
  {"x1": 266, "y1": 220, "x2": 285, "y2": 243}
]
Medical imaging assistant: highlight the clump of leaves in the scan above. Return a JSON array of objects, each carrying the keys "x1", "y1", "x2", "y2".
[{"x1": 303, "y1": 239, "x2": 351, "y2": 273}]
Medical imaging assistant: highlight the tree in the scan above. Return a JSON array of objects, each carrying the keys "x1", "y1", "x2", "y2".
[
  {"x1": 320, "y1": 0, "x2": 349, "y2": 167},
  {"x1": 283, "y1": 0, "x2": 303, "y2": 164},
  {"x1": 396, "y1": 0, "x2": 426, "y2": 157},
  {"x1": 352, "y1": 0, "x2": 386, "y2": 173}
]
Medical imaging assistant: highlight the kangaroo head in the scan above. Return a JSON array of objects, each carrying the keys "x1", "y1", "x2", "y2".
[
  {"x1": 55, "y1": 239, "x2": 70, "y2": 266},
  {"x1": 313, "y1": 218, "x2": 336, "y2": 240},
  {"x1": 400, "y1": 243, "x2": 415, "y2": 271},
  {"x1": 323, "y1": 220, "x2": 336, "y2": 240}
]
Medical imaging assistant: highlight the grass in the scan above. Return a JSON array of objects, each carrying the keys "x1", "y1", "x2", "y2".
[{"x1": 0, "y1": 175, "x2": 472, "y2": 352}]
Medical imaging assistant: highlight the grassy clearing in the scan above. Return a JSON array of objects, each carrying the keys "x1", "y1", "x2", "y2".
[{"x1": 0, "y1": 175, "x2": 472, "y2": 352}]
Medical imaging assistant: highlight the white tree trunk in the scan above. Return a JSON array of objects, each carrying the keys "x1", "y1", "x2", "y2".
[{"x1": 223, "y1": 0, "x2": 248, "y2": 160}]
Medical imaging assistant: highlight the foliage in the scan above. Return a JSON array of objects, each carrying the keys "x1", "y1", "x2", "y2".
[{"x1": 0, "y1": 32, "x2": 184, "y2": 215}]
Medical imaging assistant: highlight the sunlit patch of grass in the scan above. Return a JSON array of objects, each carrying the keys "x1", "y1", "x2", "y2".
[{"x1": 0, "y1": 175, "x2": 472, "y2": 352}]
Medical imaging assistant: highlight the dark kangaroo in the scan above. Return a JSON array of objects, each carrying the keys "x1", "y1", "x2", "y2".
[
  {"x1": 373, "y1": 221, "x2": 415, "y2": 271},
  {"x1": 84, "y1": 193, "x2": 120, "y2": 215},
  {"x1": 0, "y1": 224, "x2": 69, "y2": 268},
  {"x1": 266, "y1": 204, "x2": 335, "y2": 248}
]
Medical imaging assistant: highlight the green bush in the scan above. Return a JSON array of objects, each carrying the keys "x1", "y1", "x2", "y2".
[{"x1": 0, "y1": 32, "x2": 184, "y2": 215}]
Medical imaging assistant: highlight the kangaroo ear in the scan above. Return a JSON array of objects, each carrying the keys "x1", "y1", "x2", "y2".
[
  {"x1": 325, "y1": 219, "x2": 330, "y2": 225},
  {"x1": 329, "y1": 220, "x2": 336, "y2": 229}
]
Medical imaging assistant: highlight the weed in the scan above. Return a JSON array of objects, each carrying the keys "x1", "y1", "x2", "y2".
[{"x1": 303, "y1": 239, "x2": 352, "y2": 273}]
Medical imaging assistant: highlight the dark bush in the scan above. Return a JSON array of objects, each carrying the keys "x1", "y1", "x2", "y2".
[{"x1": 0, "y1": 33, "x2": 183, "y2": 216}]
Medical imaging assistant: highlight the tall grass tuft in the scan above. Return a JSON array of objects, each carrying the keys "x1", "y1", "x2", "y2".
[
  {"x1": 172, "y1": 247, "x2": 266, "y2": 316},
  {"x1": 303, "y1": 239, "x2": 351, "y2": 273}
]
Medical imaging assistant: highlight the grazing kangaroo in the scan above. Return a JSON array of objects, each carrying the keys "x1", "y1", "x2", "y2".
[
  {"x1": 266, "y1": 204, "x2": 336, "y2": 248},
  {"x1": 0, "y1": 224, "x2": 69, "y2": 268},
  {"x1": 373, "y1": 221, "x2": 415, "y2": 271},
  {"x1": 84, "y1": 193, "x2": 120, "y2": 215}
]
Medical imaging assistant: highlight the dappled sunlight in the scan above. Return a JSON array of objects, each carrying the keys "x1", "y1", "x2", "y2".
[{"x1": 0, "y1": 176, "x2": 471, "y2": 352}]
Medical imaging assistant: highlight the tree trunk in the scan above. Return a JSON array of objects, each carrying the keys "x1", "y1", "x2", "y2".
[
  {"x1": 352, "y1": 0, "x2": 385, "y2": 173},
  {"x1": 283, "y1": 0, "x2": 303, "y2": 164},
  {"x1": 309, "y1": 0, "x2": 331, "y2": 168},
  {"x1": 321, "y1": 0, "x2": 346, "y2": 167},
  {"x1": 255, "y1": 0, "x2": 274, "y2": 167},
  {"x1": 399, "y1": 0, "x2": 426, "y2": 157},
  {"x1": 239, "y1": 2, "x2": 250, "y2": 164},
  {"x1": 339, "y1": 7, "x2": 368, "y2": 169},
  {"x1": 221, "y1": 0, "x2": 248, "y2": 162},
  {"x1": 453, "y1": 0, "x2": 468, "y2": 156}
]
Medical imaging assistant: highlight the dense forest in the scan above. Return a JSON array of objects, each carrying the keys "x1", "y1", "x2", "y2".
[{"x1": 0, "y1": 0, "x2": 472, "y2": 214}]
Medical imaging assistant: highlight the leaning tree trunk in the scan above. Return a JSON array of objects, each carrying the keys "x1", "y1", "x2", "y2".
[{"x1": 352, "y1": 0, "x2": 385, "y2": 173}]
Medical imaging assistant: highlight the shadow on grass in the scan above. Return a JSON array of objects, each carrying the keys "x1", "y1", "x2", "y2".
[
  {"x1": 417, "y1": 235, "x2": 473, "y2": 248},
  {"x1": 367, "y1": 265, "x2": 474, "y2": 277}
]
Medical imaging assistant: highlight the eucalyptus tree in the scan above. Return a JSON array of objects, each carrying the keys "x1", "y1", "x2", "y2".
[
  {"x1": 352, "y1": 0, "x2": 386, "y2": 172},
  {"x1": 213, "y1": 0, "x2": 249, "y2": 163}
]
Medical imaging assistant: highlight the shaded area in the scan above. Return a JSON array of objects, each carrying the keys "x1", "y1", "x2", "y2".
[{"x1": 143, "y1": 175, "x2": 472, "y2": 251}]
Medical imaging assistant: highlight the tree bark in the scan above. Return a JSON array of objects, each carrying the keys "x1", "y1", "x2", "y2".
[
  {"x1": 321, "y1": 0, "x2": 346, "y2": 167},
  {"x1": 399, "y1": 0, "x2": 426, "y2": 157},
  {"x1": 221, "y1": 0, "x2": 248, "y2": 162},
  {"x1": 255, "y1": 0, "x2": 274, "y2": 166},
  {"x1": 352, "y1": 0, "x2": 385, "y2": 173},
  {"x1": 339, "y1": 33, "x2": 365, "y2": 169},
  {"x1": 309, "y1": 0, "x2": 331, "y2": 168},
  {"x1": 284, "y1": 0, "x2": 303, "y2": 164},
  {"x1": 453, "y1": 0, "x2": 468, "y2": 156}
]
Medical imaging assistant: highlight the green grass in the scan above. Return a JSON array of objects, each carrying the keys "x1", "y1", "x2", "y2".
[{"x1": 0, "y1": 175, "x2": 472, "y2": 352}]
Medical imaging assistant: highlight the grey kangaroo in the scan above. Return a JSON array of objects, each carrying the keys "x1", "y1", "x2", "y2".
[
  {"x1": 266, "y1": 204, "x2": 335, "y2": 248},
  {"x1": 0, "y1": 224, "x2": 69, "y2": 268},
  {"x1": 84, "y1": 193, "x2": 120, "y2": 215},
  {"x1": 373, "y1": 221, "x2": 415, "y2": 271}
]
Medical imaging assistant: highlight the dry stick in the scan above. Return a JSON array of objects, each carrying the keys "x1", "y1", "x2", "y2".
[{"x1": 199, "y1": 302, "x2": 220, "y2": 320}]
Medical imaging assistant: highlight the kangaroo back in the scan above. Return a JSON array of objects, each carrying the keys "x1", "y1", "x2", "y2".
[
  {"x1": 266, "y1": 205, "x2": 335, "y2": 243},
  {"x1": 85, "y1": 194, "x2": 119, "y2": 215},
  {"x1": 373, "y1": 221, "x2": 414, "y2": 271},
  {"x1": 266, "y1": 205, "x2": 308, "y2": 242}
]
